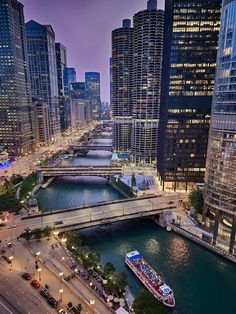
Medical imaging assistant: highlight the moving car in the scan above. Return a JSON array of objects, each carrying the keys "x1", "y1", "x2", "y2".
[{"x1": 22, "y1": 272, "x2": 32, "y2": 280}]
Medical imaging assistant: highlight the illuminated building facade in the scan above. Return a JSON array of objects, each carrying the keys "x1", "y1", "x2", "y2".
[
  {"x1": 158, "y1": 0, "x2": 221, "y2": 190},
  {"x1": 132, "y1": 0, "x2": 164, "y2": 164},
  {"x1": 112, "y1": 19, "x2": 133, "y2": 153},
  {"x1": 26, "y1": 20, "x2": 61, "y2": 138},
  {"x1": 85, "y1": 72, "x2": 101, "y2": 119},
  {"x1": 0, "y1": 0, "x2": 35, "y2": 156},
  {"x1": 204, "y1": 0, "x2": 236, "y2": 253}
]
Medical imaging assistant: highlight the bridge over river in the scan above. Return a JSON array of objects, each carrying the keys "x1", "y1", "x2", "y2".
[
  {"x1": 21, "y1": 194, "x2": 181, "y2": 232},
  {"x1": 38, "y1": 165, "x2": 122, "y2": 180}
]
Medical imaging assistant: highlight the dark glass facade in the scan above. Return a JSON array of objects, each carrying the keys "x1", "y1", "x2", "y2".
[
  {"x1": 158, "y1": 0, "x2": 221, "y2": 190},
  {"x1": 85, "y1": 72, "x2": 101, "y2": 119},
  {"x1": 0, "y1": 0, "x2": 35, "y2": 156},
  {"x1": 55, "y1": 43, "x2": 70, "y2": 133},
  {"x1": 26, "y1": 20, "x2": 60, "y2": 138},
  {"x1": 204, "y1": 0, "x2": 236, "y2": 253},
  {"x1": 112, "y1": 19, "x2": 133, "y2": 152},
  {"x1": 64, "y1": 67, "x2": 77, "y2": 95}
]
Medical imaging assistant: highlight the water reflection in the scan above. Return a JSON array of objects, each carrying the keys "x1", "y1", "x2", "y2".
[
  {"x1": 146, "y1": 238, "x2": 160, "y2": 254},
  {"x1": 167, "y1": 236, "x2": 190, "y2": 268}
]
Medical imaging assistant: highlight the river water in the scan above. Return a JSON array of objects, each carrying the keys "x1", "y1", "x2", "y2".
[
  {"x1": 79, "y1": 219, "x2": 236, "y2": 314},
  {"x1": 36, "y1": 144, "x2": 236, "y2": 313},
  {"x1": 36, "y1": 142, "x2": 124, "y2": 211}
]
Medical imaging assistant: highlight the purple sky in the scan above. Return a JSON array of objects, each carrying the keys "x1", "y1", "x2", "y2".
[{"x1": 21, "y1": 0, "x2": 165, "y2": 102}]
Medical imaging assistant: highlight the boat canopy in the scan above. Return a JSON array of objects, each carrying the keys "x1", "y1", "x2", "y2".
[
  {"x1": 160, "y1": 284, "x2": 171, "y2": 294},
  {"x1": 126, "y1": 251, "x2": 143, "y2": 261}
]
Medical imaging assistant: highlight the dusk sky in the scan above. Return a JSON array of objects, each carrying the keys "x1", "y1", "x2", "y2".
[{"x1": 21, "y1": 0, "x2": 165, "y2": 102}]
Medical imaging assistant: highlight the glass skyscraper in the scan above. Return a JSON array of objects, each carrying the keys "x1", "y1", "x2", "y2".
[
  {"x1": 0, "y1": 0, "x2": 35, "y2": 156},
  {"x1": 158, "y1": 0, "x2": 221, "y2": 191},
  {"x1": 112, "y1": 19, "x2": 133, "y2": 152},
  {"x1": 204, "y1": 0, "x2": 236, "y2": 253},
  {"x1": 85, "y1": 72, "x2": 101, "y2": 119},
  {"x1": 64, "y1": 67, "x2": 77, "y2": 95},
  {"x1": 26, "y1": 20, "x2": 60, "y2": 138}
]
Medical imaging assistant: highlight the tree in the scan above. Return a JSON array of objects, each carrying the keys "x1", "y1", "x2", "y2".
[
  {"x1": 21, "y1": 228, "x2": 32, "y2": 243},
  {"x1": 131, "y1": 173, "x2": 136, "y2": 187},
  {"x1": 34, "y1": 228, "x2": 42, "y2": 241},
  {"x1": 103, "y1": 262, "x2": 115, "y2": 278},
  {"x1": 75, "y1": 304, "x2": 82, "y2": 314},
  {"x1": 189, "y1": 188, "x2": 204, "y2": 214},
  {"x1": 133, "y1": 290, "x2": 167, "y2": 314},
  {"x1": 43, "y1": 226, "x2": 52, "y2": 239},
  {"x1": 114, "y1": 271, "x2": 127, "y2": 292}
]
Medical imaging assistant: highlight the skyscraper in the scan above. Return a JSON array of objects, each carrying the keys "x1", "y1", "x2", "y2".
[
  {"x1": 64, "y1": 67, "x2": 77, "y2": 95},
  {"x1": 132, "y1": 0, "x2": 164, "y2": 164},
  {"x1": 112, "y1": 19, "x2": 133, "y2": 152},
  {"x1": 85, "y1": 72, "x2": 101, "y2": 119},
  {"x1": 26, "y1": 20, "x2": 61, "y2": 138},
  {"x1": 158, "y1": 0, "x2": 221, "y2": 191},
  {"x1": 55, "y1": 43, "x2": 70, "y2": 133},
  {"x1": 204, "y1": 0, "x2": 236, "y2": 253},
  {"x1": 0, "y1": 0, "x2": 35, "y2": 156}
]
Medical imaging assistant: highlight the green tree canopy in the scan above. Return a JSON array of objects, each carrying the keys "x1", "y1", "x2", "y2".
[
  {"x1": 104, "y1": 262, "x2": 115, "y2": 278},
  {"x1": 189, "y1": 187, "x2": 204, "y2": 214},
  {"x1": 133, "y1": 290, "x2": 167, "y2": 314}
]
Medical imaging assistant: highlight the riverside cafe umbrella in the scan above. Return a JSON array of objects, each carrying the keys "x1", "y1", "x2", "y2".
[{"x1": 107, "y1": 295, "x2": 114, "y2": 301}]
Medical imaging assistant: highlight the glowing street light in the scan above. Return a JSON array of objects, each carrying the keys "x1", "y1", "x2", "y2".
[
  {"x1": 59, "y1": 288, "x2": 64, "y2": 302},
  {"x1": 59, "y1": 272, "x2": 64, "y2": 281},
  {"x1": 61, "y1": 237, "x2": 67, "y2": 243},
  {"x1": 53, "y1": 230, "x2": 59, "y2": 236},
  {"x1": 37, "y1": 267, "x2": 42, "y2": 281},
  {"x1": 9, "y1": 255, "x2": 14, "y2": 269},
  {"x1": 90, "y1": 300, "x2": 95, "y2": 314}
]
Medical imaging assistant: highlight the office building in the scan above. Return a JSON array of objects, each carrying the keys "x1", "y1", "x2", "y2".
[
  {"x1": 112, "y1": 19, "x2": 133, "y2": 153},
  {"x1": 85, "y1": 72, "x2": 101, "y2": 119},
  {"x1": 204, "y1": 0, "x2": 236, "y2": 253},
  {"x1": 64, "y1": 67, "x2": 77, "y2": 94},
  {"x1": 26, "y1": 20, "x2": 61, "y2": 138},
  {"x1": 131, "y1": 0, "x2": 164, "y2": 164},
  {"x1": 158, "y1": 0, "x2": 221, "y2": 191},
  {"x1": 0, "y1": 0, "x2": 35, "y2": 156},
  {"x1": 33, "y1": 99, "x2": 50, "y2": 145},
  {"x1": 55, "y1": 43, "x2": 70, "y2": 133}
]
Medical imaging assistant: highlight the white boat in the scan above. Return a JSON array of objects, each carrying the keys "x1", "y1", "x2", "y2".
[{"x1": 125, "y1": 250, "x2": 175, "y2": 308}]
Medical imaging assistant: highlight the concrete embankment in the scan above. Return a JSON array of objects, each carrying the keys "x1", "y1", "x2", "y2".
[
  {"x1": 42, "y1": 177, "x2": 56, "y2": 189},
  {"x1": 169, "y1": 223, "x2": 236, "y2": 264}
]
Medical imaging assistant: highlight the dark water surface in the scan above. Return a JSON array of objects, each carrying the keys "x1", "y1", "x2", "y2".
[{"x1": 79, "y1": 219, "x2": 236, "y2": 314}]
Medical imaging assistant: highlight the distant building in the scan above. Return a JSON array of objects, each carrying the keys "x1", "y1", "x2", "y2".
[
  {"x1": 204, "y1": 0, "x2": 236, "y2": 253},
  {"x1": 112, "y1": 19, "x2": 133, "y2": 153},
  {"x1": 85, "y1": 72, "x2": 101, "y2": 119},
  {"x1": 0, "y1": 0, "x2": 35, "y2": 156},
  {"x1": 26, "y1": 20, "x2": 61, "y2": 138},
  {"x1": 33, "y1": 99, "x2": 50, "y2": 146},
  {"x1": 157, "y1": 0, "x2": 221, "y2": 191},
  {"x1": 55, "y1": 43, "x2": 70, "y2": 133},
  {"x1": 64, "y1": 67, "x2": 77, "y2": 95},
  {"x1": 70, "y1": 82, "x2": 92, "y2": 129}
]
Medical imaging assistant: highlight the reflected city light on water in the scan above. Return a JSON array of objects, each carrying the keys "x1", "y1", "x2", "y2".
[
  {"x1": 167, "y1": 236, "x2": 190, "y2": 266},
  {"x1": 145, "y1": 238, "x2": 160, "y2": 254}
]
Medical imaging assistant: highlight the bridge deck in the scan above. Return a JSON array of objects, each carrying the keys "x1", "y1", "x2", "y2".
[{"x1": 20, "y1": 194, "x2": 181, "y2": 231}]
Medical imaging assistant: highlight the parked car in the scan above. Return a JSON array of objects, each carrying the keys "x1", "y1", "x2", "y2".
[
  {"x1": 48, "y1": 297, "x2": 58, "y2": 308},
  {"x1": 31, "y1": 279, "x2": 40, "y2": 289},
  {"x1": 55, "y1": 220, "x2": 64, "y2": 225},
  {"x1": 40, "y1": 289, "x2": 50, "y2": 299},
  {"x1": 58, "y1": 309, "x2": 68, "y2": 314},
  {"x1": 168, "y1": 201, "x2": 174, "y2": 204},
  {"x1": 22, "y1": 272, "x2": 32, "y2": 281}
]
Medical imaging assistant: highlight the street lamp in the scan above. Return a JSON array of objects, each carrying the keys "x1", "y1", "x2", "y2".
[
  {"x1": 59, "y1": 272, "x2": 64, "y2": 281},
  {"x1": 38, "y1": 267, "x2": 42, "y2": 281},
  {"x1": 9, "y1": 255, "x2": 14, "y2": 269},
  {"x1": 61, "y1": 237, "x2": 67, "y2": 243},
  {"x1": 61, "y1": 256, "x2": 65, "y2": 262},
  {"x1": 90, "y1": 300, "x2": 95, "y2": 314},
  {"x1": 36, "y1": 251, "x2": 41, "y2": 259},
  {"x1": 59, "y1": 288, "x2": 63, "y2": 302},
  {"x1": 53, "y1": 230, "x2": 59, "y2": 236}
]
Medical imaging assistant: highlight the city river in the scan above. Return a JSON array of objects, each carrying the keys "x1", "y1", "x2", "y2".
[
  {"x1": 35, "y1": 141, "x2": 236, "y2": 313},
  {"x1": 79, "y1": 219, "x2": 236, "y2": 314},
  {"x1": 36, "y1": 140, "x2": 124, "y2": 211}
]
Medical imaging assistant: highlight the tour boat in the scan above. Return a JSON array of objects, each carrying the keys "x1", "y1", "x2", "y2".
[{"x1": 125, "y1": 251, "x2": 175, "y2": 308}]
